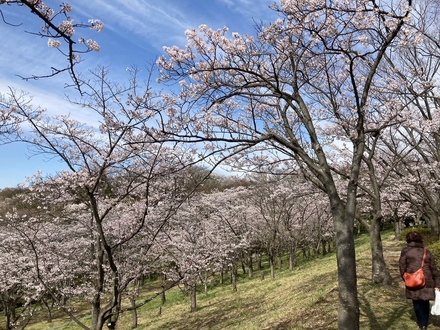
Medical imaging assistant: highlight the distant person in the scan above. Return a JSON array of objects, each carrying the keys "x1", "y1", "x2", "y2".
[{"x1": 399, "y1": 231, "x2": 440, "y2": 330}]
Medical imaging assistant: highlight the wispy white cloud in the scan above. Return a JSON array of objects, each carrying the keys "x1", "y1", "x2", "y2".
[
  {"x1": 217, "y1": 0, "x2": 276, "y2": 22},
  {"x1": 73, "y1": 0, "x2": 192, "y2": 50},
  {"x1": 0, "y1": 0, "x2": 279, "y2": 188}
]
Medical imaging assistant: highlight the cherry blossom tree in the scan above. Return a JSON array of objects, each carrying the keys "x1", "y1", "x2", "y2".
[
  {"x1": 0, "y1": 91, "x2": 42, "y2": 146},
  {"x1": 0, "y1": 0, "x2": 103, "y2": 89},
  {"x1": 0, "y1": 216, "x2": 37, "y2": 330},
  {"x1": 247, "y1": 176, "x2": 298, "y2": 278},
  {"x1": 247, "y1": 174, "x2": 333, "y2": 273},
  {"x1": 356, "y1": 136, "x2": 396, "y2": 285},
  {"x1": 208, "y1": 187, "x2": 255, "y2": 287},
  {"x1": 379, "y1": 0, "x2": 440, "y2": 234},
  {"x1": 163, "y1": 173, "x2": 334, "y2": 313},
  {"x1": 164, "y1": 186, "x2": 253, "y2": 311},
  {"x1": 0, "y1": 95, "x2": 18, "y2": 141},
  {"x1": 4, "y1": 67, "x2": 200, "y2": 330},
  {"x1": 375, "y1": 153, "x2": 417, "y2": 235},
  {"x1": 156, "y1": 1, "x2": 412, "y2": 328},
  {"x1": 326, "y1": 125, "x2": 399, "y2": 285},
  {"x1": 293, "y1": 188, "x2": 334, "y2": 259},
  {"x1": 165, "y1": 202, "x2": 219, "y2": 312},
  {"x1": 250, "y1": 178, "x2": 287, "y2": 279}
]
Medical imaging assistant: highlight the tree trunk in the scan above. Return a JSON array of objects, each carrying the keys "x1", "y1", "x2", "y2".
[
  {"x1": 269, "y1": 253, "x2": 275, "y2": 279},
  {"x1": 2, "y1": 298, "x2": 17, "y2": 330},
  {"x1": 161, "y1": 275, "x2": 166, "y2": 304},
  {"x1": 289, "y1": 253, "x2": 294, "y2": 271},
  {"x1": 289, "y1": 243, "x2": 297, "y2": 271},
  {"x1": 231, "y1": 264, "x2": 237, "y2": 292},
  {"x1": 130, "y1": 298, "x2": 138, "y2": 329},
  {"x1": 428, "y1": 211, "x2": 440, "y2": 235},
  {"x1": 4, "y1": 304, "x2": 11, "y2": 330},
  {"x1": 370, "y1": 217, "x2": 392, "y2": 285},
  {"x1": 41, "y1": 297, "x2": 53, "y2": 323},
  {"x1": 332, "y1": 200, "x2": 359, "y2": 330},
  {"x1": 190, "y1": 282, "x2": 197, "y2": 312},
  {"x1": 161, "y1": 284, "x2": 166, "y2": 305},
  {"x1": 248, "y1": 251, "x2": 254, "y2": 278},
  {"x1": 315, "y1": 240, "x2": 321, "y2": 257},
  {"x1": 91, "y1": 293, "x2": 101, "y2": 330},
  {"x1": 204, "y1": 272, "x2": 209, "y2": 295},
  {"x1": 393, "y1": 209, "x2": 402, "y2": 239}
]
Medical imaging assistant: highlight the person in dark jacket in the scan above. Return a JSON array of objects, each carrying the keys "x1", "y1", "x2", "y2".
[{"x1": 399, "y1": 231, "x2": 440, "y2": 330}]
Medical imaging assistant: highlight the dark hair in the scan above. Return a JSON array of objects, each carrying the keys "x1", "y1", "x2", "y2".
[{"x1": 406, "y1": 231, "x2": 423, "y2": 243}]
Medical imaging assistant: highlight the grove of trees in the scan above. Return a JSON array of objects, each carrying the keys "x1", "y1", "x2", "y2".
[{"x1": 1, "y1": 1, "x2": 440, "y2": 329}]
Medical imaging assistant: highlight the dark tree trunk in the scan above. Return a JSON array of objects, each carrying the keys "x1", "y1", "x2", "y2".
[
  {"x1": 289, "y1": 243, "x2": 297, "y2": 271},
  {"x1": 4, "y1": 303, "x2": 12, "y2": 330},
  {"x1": 248, "y1": 251, "x2": 254, "y2": 278},
  {"x1": 161, "y1": 284, "x2": 166, "y2": 305},
  {"x1": 269, "y1": 253, "x2": 275, "y2": 279},
  {"x1": 41, "y1": 297, "x2": 53, "y2": 323},
  {"x1": 315, "y1": 237, "x2": 323, "y2": 257},
  {"x1": 190, "y1": 282, "x2": 197, "y2": 312},
  {"x1": 231, "y1": 264, "x2": 237, "y2": 292},
  {"x1": 91, "y1": 293, "x2": 101, "y2": 329},
  {"x1": 161, "y1": 275, "x2": 166, "y2": 304},
  {"x1": 427, "y1": 211, "x2": 440, "y2": 235},
  {"x1": 203, "y1": 272, "x2": 209, "y2": 295},
  {"x1": 393, "y1": 209, "x2": 402, "y2": 239},
  {"x1": 370, "y1": 217, "x2": 392, "y2": 285},
  {"x1": 130, "y1": 298, "x2": 138, "y2": 329},
  {"x1": 332, "y1": 197, "x2": 359, "y2": 330}
]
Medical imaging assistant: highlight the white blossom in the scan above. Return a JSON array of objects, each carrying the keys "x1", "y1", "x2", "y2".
[{"x1": 47, "y1": 38, "x2": 61, "y2": 48}]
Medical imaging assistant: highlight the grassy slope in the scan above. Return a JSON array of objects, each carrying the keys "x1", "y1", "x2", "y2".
[{"x1": 9, "y1": 230, "x2": 440, "y2": 329}]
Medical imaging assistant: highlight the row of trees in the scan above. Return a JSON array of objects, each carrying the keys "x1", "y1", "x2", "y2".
[
  {"x1": 0, "y1": 169, "x2": 333, "y2": 329},
  {"x1": 155, "y1": 1, "x2": 440, "y2": 328},
  {"x1": 154, "y1": 2, "x2": 431, "y2": 329},
  {"x1": 2, "y1": 0, "x2": 440, "y2": 329}
]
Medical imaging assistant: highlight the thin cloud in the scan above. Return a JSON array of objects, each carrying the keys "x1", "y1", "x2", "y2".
[
  {"x1": 74, "y1": 0, "x2": 191, "y2": 50},
  {"x1": 0, "y1": 0, "x2": 278, "y2": 188}
]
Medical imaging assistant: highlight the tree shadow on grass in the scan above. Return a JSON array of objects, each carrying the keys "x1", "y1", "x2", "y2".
[
  {"x1": 358, "y1": 290, "x2": 413, "y2": 330},
  {"x1": 151, "y1": 299, "x2": 263, "y2": 330},
  {"x1": 431, "y1": 316, "x2": 440, "y2": 328}
]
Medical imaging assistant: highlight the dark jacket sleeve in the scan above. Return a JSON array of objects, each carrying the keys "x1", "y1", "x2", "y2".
[
  {"x1": 399, "y1": 248, "x2": 409, "y2": 279},
  {"x1": 428, "y1": 250, "x2": 440, "y2": 288}
]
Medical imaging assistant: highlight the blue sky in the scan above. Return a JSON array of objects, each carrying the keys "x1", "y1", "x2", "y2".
[{"x1": 0, "y1": 0, "x2": 276, "y2": 189}]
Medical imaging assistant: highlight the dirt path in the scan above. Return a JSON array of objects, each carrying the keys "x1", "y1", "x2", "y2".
[
  {"x1": 382, "y1": 234, "x2": 440, "y2": 329},
  {"x1": 383, "y1": 237, "x2": 406, "y2": 284}
]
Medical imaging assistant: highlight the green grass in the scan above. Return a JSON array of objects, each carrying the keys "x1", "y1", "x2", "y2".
[{"x1": 4, "y1": 230, "x2": 440, "y2": 329}]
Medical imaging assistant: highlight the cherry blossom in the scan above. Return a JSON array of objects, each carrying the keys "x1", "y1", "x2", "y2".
[
  {"x1": 0, "y1": 1, "x2": 103, "y2": 89},
  {"x1": 1, "y1": 67, "x2": 203, "y2": 329},
  {"x1": 157, "y1": 1, "x2": 413, "y2": 328}
]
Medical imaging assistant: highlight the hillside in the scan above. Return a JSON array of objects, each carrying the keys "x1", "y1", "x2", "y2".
[{"x1": 14, "y1": 231, "x2": 440, "y2": 329}]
